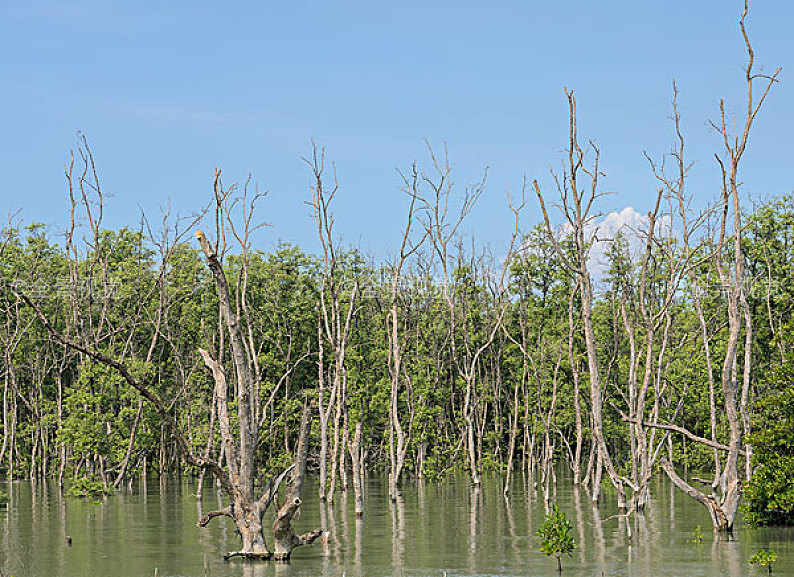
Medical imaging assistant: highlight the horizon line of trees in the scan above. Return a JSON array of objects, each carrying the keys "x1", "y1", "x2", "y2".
[{"x1": 1, "y1": 158, "x2": 791, "y2": 526}]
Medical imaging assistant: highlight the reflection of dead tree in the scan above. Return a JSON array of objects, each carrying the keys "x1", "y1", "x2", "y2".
[{"x1": 534, "y1": 89, "x2": 626, "y2": 509}]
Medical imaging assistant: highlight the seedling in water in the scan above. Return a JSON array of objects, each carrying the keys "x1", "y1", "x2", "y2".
[
  {"x1": 537, "y1": 504, "x2": 575, "y2": 572},
  {"x1": 750, "y1": 549, "x2": 777, "y2": 574}
]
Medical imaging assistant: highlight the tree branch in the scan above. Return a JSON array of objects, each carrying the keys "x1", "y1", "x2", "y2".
[
  {"x1": 11, "y1": 283, "x2": 236, "y2": 496},
  {"x1": 197, "y1": 507, "x2": 231, "y2": 528}
]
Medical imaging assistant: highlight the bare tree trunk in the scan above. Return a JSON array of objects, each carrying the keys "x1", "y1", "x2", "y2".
[
  {"x1": 317, "y1": 312, "x2": 331, "y2": 502},
  {"x1": 502, "y1": 359, "x2": 525, "y2": 496},
  {"x1": 386, "y1": 165, "x2": 426, "y2": 501},
  {"x1": 348, "y1": 422, "x2": 364, "y2": 516},
  {"x1": 657, "y1": 3, "x2": 779, "y2": 530},
  {"x1": 308, "y1": 145, "x2": 360, "y2": 505},
  {"x1": 582, "y1": 269, "x2": 626, "y2": 509},
  {"x1": 535, "y1": 89, "x2": 626, "y2": 510},
  {"x1": 273, "y1": 402, "x2": 324, "y2": 560},
  {"x1": 568, "y1": 279, "x2": 583, "y2": 484}
]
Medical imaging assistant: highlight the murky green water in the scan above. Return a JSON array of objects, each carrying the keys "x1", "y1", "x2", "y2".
[{"x1": 1, "y1": 473, "x2": 792, "y2": 577}]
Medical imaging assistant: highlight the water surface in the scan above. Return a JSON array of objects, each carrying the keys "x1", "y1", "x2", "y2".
[{"x1": 1, "y1": 473, "x2": 792, "y2": 576}]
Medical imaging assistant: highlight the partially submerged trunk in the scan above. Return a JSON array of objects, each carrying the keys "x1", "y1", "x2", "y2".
[
  {"x1": 273, "y1": 402, "x2": 324, "y2": 560},
  {"x1": 660, "y1": 458, "x2": 731, "y2": 530},
  {"x1": 273, "y1": 498, "x2": 324, "y2": 561},
  {"x1": 349, "y1": 422, "x2": 365, "y2": 516},
  {"x1": 656, "y1": 2, "x2": 778, "y2": 531},
  {"x1": 196, "y1": 223, "x2": 323, "y2": 559}
]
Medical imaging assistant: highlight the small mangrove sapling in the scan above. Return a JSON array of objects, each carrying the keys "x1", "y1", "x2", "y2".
[{"x1": 537, "y1": 504, "x2": 575, "y2": 572}]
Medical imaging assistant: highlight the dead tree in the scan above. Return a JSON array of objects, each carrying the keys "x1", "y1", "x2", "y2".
[
  {"x1": 646, "y1": 1, "x2": 780, "y2": 531},
  {"x1": 15, "y1": 165, "x2": 322, "y2": 559},
  {"x1": 420, "y1": 145, "x2": 524, "y2": 487},
  {"x1": 534, "y1": 89, "x2": 627, "y2": 509},
  {"x1": 194, "y1": 171, "x2": 322, "y2": 557},
  {"x1": 306, "y1": 145, "x2": 360, "y2": 505},
  {"x1": 385, "y1": 163, "x2": 427, "y2": 502}
]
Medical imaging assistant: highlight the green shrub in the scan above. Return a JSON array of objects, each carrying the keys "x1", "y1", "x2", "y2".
[
  {"x1": 67, "y1": 476, "x2": 112, "y2": 499},
  {"x1": 688, "y1": 524, "x2": 704, "y2": 544},
  {"x1": 745, "y1": 331, "x2": 794, "y2": 526},
  {"x1": 537, "y1": 504, "x2": 575, "y2": 572},
  {"x1": 749, "y1": 549, "x2": 777, "y2": 574}
]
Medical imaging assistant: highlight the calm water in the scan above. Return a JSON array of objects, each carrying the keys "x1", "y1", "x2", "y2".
[{"x1": 1, "y1": 473, "x2": 793, "y2": 577}]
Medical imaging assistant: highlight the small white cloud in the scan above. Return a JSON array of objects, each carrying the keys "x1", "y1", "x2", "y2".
[{"x1": 558, "y1": 206, "x2": 675, "y2": 283}]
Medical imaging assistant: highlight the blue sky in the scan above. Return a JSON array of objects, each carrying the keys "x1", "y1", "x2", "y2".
[{"x1": 1, "y1": 1, "x2": 791, "y2": 258}]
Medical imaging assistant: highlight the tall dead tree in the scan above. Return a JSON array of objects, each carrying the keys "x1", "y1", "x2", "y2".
[
  {"x1": 194, "y1": 171, "x2": 322, "y2": 557},
  {"x1": 420, "y1": 145, "x2": 524, "y2": 487},
  {"x1": 417, "y1": 146, "x2": 482, "y2": 485},
  {"x1": 534, "y1": 89, "x2": 627, "y2": 509},
  {"x1": 16, "y1": 166, "x2": 322, "y2": 559},
  {"x1": 385, "y1": 163, "x2": 426, "y2": 502},
  {"x1": 307, "y1": 145, "x2": 360, "y2": 505},
  {"x1": 658, "y1": 1, "x2": 780, "y2": 531}
]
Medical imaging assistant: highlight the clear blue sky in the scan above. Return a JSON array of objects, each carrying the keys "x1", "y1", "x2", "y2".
[{"x1": 1, "y1": 1, "x2": 791, "y2": 258}]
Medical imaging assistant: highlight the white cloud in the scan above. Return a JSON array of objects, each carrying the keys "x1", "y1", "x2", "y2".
[{"x1": 559, "y1": 206, "x2": 675, "y2": 282}]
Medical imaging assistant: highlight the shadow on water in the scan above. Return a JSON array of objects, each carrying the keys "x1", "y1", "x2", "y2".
[{"x1": 1, "y1": 471, "x2": 794, "y2": 577}]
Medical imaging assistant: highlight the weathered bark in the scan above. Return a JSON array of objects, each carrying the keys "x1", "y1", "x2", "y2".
[
  {"x1": 273, "y1": 499, "x2": 324, "y2": 561},
  {"x1": 317, "y1": 312, "x2": 331, "y2": 502},
  {"x1": 660, "y1": 458, "x2": 729, "y2": 530},
  {"x1": 196, "y1": 228, "x2": 257, "y2": 502},
  {"x1": 567, "y1": 278, "x2": 583, "y2": 484},
  {"x1": 582, "y1": 273, "x2": 626, "y2": 509},
  {"x1": 273, "y1": 402, "x2": 324, "y2": 560}
]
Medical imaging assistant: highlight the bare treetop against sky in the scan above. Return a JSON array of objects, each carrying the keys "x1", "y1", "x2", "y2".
[{"x1": 1, "y1": 1, "x2": 791, "y2": 256}]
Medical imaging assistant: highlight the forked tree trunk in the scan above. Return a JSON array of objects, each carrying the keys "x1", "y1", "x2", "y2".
[
  {"x1": 197, "y1": 225, "x2": 322, "y2": 558},
  {"x1": 534, "y1": 89, "x2": 626, "y2": 510}
]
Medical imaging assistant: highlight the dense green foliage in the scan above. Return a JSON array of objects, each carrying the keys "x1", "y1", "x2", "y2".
[
  {"x1": 0, "y1": 165, "x2": 791, "y2": 525},
  {"x1": 744, "y1": 323, "x2": 794, "y2": 526},
  {"x1": 66, "y1": 476, "x2": 113, "y2": 499}
]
